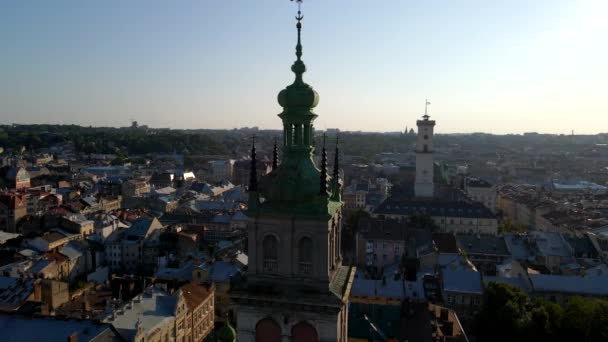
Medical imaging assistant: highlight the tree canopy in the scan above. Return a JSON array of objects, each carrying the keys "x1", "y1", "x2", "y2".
[{"x1": 477, "y1": 282, "x2": 608, "y2": 342}]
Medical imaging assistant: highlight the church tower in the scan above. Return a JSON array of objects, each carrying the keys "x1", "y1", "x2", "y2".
[
  {"x1": 231, "y1": 2, "x2": 355, "y2": 341},
  {"x1": 414, "y1": 100, "x2": 436, "y2": 198}
]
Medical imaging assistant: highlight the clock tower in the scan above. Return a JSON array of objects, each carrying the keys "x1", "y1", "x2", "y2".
[{"x1": 414, "y1": 102, "x2": 436, "y2": 198}]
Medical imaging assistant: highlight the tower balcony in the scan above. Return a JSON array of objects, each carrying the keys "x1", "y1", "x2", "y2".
[
  {"x1": 263, "y1": 260, "x2": 278, "y2": 273},
  {"x1": 298, "y1": 262, "x2": 312, "y2": 275}
]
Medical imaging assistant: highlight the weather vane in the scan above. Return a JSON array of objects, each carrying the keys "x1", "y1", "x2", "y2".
[{"x1": 291, "y1": 0, "x2": 303, "y2": 20}]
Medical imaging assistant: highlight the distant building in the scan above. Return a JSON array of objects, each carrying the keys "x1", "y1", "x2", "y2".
[
  {"x1": 30, "y1": 230, "x2": 81, "y2": 253},
  {"x1": 415, "y1": 114, "x2": 436, "y2": 198},
  {"x1": 529, "y1": 274, "x2": 608, "y2": 306},
  {"x1": 441, "y1": 269, "x2": 483, "y2": 321},
  {"x1": 355, "y1": 217, "x2": 434, "y2": 269},
  {"x1": 456, "y1": 234, "x2": 510, "y2": 275},
  {"x1": 105, "y1": 217, "x2": 164, "y2": 273},
  {"x1": 193, "y1": 260, "x2": 240, "y2": 323},
  {"x1": 61, "y1": 214, "x2": 95, "y2": 237},
  {"x1": 348, "y1": 301, "x2": 469, "y2": 342},
  {"x1": 464, "y1": 177, "x2": 497, "y2": 213},
  {"x1": 4, "y1": 167, "x2": 30, "y2": 190},
  {"x1": 0, "y1": 193, "x2": 27, "y2": 233},
  {"x1": 150, "y1": 171, "x2": 174, "y2": 188},
  {"x1": 122, "y1": 178, "x2": 151, "y2": 197},
  {"x1": 102, "y1": 284, "x2": 214, "y2": 342},
  {"x1": 208, "y1": 160, "x2": 235, "y2": 183},
  {"x1": 373, "y1": 198, "x2": 498, "y2": 235}
]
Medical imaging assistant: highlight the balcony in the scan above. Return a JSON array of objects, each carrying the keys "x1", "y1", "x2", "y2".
[
  {"x1": 263, "y1": 260, "x2": 278, "y2": 273},
  {"x1": 298, "y1": 262, "x2": 312, "y2": 275}
]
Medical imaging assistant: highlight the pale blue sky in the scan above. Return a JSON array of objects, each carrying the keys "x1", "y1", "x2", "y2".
[{"x1": 1, "y1": 1, "x2": 607, "y2": 134}]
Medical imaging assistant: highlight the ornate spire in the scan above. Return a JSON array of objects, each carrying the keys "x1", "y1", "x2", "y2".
[
  {"x1": 290, "y1": 0, "x2": 306, "y2": 86},
  {"x1": 333, "y1": 135, "x2": 340, "y2": 181},
  {"x1": 272, "y1": 137, "x2": 279, "y2": 170},
  {"x1": 331, "y1": 135, "x2": 341, "y2": 200},
  {"x1": 277, "y1": 0, "x2": 318, "y2": 152},
  {"x1": 319, "y1": 134, "x2": 328, "y2": 196},
  {"x1": 249, "y1": 136, "x2": 258, "y2": 192}
]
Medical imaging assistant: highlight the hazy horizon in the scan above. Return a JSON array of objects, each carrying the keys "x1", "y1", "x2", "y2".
[{"x1": 1, "y1": 1, "x2": 607, "y2": 134}]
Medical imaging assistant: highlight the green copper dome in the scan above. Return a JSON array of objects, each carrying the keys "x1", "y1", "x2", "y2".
[
  {"x1": 277, "y1": 79, "x2": 319, "y2": 111},
  {"x1": 248, "y1": 7, "x2": 342, "y2": 218},
  {"x1": 277, "y1": 19, "x2": 319, "y2": 113}
]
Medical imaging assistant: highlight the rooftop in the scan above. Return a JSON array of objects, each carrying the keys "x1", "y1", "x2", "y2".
[
  {"x1": 529, "y1": 274, "x2": 608, "y2": 296},
  {"x1": 102, "y1": 286, "x2": 177, "y2": 341},
  {"x1": 199, "y1": 261, "x2": 240, "y2": 283},
  {"x1": 0, "y1": 314, "x2": 119, "y2": 342},
  {"x1": 442, "y1": 270, "x2": 483, "y2": 295},
  {"x1": 374, "y1": 197, "x2": 496, "y2": 219},
  {"x1": 531, "y1": 231, "x2": 574, "y2": 258},
  {"x1": 180, "y1": 283, "x2": 213, "y2": 311},
  {"x1": 457, "y1": 234, "x2": 510, "y2": 256}
]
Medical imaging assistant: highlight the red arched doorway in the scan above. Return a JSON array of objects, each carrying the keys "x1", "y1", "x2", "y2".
[
  {"x1": 291, "y1": 321, "x2": 319, "y2": 342},
  {"x1": 255, "y1": 318, "x2": 281, "y2": 342}
]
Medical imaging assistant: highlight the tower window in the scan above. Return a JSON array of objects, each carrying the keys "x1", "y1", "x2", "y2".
[
  {"x1": 298, "y1": 237, "x2": 313, "y2": 275},
  {"x1": 423, "y1": 145, "x2": 428, "y2": 152},
  {"x1": 424, "y1": 134, "x2": 429, "y2": 140},
  {"x1": 263, "y1": 235, "x2": 278, "y2": 272}
]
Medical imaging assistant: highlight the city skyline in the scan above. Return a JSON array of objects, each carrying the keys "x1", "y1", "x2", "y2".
[{"x1": 1, "y1": 0, "x2": 607, "y2": 134}]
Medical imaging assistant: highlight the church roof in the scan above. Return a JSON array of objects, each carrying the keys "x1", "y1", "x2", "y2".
[
  {"x1": 374, "y1": 197, "x2": 496, "y2": 219},
  {"x1": 329, "y1": 265, "x2": 356, "y2": 301}
]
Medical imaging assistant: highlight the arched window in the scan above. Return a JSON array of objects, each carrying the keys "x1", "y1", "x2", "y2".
[
  {"x1": 256, "y1": 318, "x2": 281, "y2": 342},
  {"x1": 298, "y1": 237, "x2": 313, "y2": 275},
  {"x1": 263, "y1": 235, "x2": 278, "y2": 272},
  {"x1": 292, "y1": 321, "x2": 319, "y2": 342},
  {"x1": 423, "y1": 145, "x2": 428, "y2": 152}
]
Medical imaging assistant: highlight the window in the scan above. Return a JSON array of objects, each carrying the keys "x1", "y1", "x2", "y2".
[
  {"x1": 298, "y1": 237, "x2": 313, "y2": 275},
  {"x1": 263, "y1": 235, "x2": 278, "y2": 272}
]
